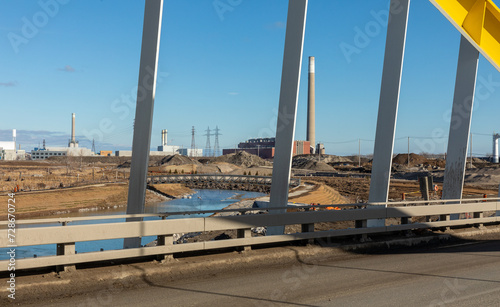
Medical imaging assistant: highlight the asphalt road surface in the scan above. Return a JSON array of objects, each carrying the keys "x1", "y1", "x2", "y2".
[{"x1": 26, "y1": 238, "x2": 500, "y2": 306}]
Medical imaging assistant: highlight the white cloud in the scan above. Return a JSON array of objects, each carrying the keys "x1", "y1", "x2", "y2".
[
  {"x1": 58, "y1": 65, "x2": 76, "y2": 72},
  {"x1": 0, "y1": 81, "x2": 17, "y2": 87}
]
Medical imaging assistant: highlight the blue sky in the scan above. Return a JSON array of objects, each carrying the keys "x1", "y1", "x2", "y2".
[{"x1": 1, "y1": 0, "x2": 500, "y2": 156}]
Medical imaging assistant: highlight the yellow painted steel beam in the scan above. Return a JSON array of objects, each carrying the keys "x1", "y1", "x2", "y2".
[{"x1": 430, "y1": 0, "x2": 500, "y2": 72}]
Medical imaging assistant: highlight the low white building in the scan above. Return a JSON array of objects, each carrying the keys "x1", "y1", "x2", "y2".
[
  {"x1": 0, "y1": 141, "x2": 17, "y2": 161},
  {"x1": 31, "y1": 146, "x2": 93, "y2": 160},
  {"x1": 177, "y1": 148, "x2": 203, "y2": 157},
  {"x1": 157, "y1": 145, "x2": 180, "y2": 155}
]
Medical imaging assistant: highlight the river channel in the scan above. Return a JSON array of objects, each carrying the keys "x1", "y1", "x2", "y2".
[{"x1": 0, "y1": 189, "x2": 266, "y2": 260}]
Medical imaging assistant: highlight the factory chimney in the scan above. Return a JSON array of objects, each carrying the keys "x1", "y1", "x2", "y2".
[
  {"x1": 307, "y1": 56, "x2": 316, "y2": 154},
  {"x1": 71, "y1": 113, "x2": 76, "y2": 143},
  {"x1": 12, "y1": 129, "x2": 16, "y2": 153},
  {"x1": 161, "y1": 129, "x2": 168, "y2": 147},
  {"x1": 493, "y1": 133, "x2": 500, "y2": 163},
  {"x1": 69, "y1": 113, "x2": 78, "y2": 148}
]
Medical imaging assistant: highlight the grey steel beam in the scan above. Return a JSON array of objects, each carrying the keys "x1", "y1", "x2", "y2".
[
  {"x1": 268, "y1": 0, "x2": 308, "y2": 235},
  {"x1": 442, "y1": 36, "x2": 479, "y2": 221},
  {"x1": 124, "y1": 0, "x2": 164, "y2": 249},
  {"x1": 368, "y1": 0, "x2": 410, "y2": 227}
]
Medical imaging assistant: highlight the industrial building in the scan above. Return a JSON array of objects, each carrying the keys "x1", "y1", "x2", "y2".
[
  {"x1": 98, "y1": 151, "x2": 113, "y2": 156},
  {"x1": 0, "y1": 129, "x2": 24, "y2": 160},
  {"x1": 31, "y1": 113, "x2": 94, "y2": 160},
  {"x1": 178, "y1": 148, "x2": 203, "y2": 157},
  {"x1": 116, "y1": 129, "x2": 202, "y2": 157},
  {"x1": 0, "y1": 140, "x2": 16, "y2": 160},
  {"x1": 223, "y1": 138, "x2": 310, "y2": 159},
  {"x1": 157, "y1": 129, "x2": 180, "y2": 154},
  {"x1": 31, "y1": 145, "x2": 93, "y2": 160}
]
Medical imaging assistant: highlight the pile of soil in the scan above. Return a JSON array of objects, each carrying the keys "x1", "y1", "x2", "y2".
[
  {"x1": 214, "y1": 162, "x2": 241, "y2": 173},
  {"x1": 158, "y1": 154, "x2": 200, "y2": 166},
  {"x1": 393, "y1": 153, "x2": 428, "y2": 166},
  {"x1": 292, "y1": 157, "x2": 336, "y2": 171},
  {"x1": 321, "y1": 155, "x2": 353, "y2": 164},
  {"x1": 117, "y1": 161, "x2": 131, "y2": 168},
  {"x1": 213, "y1": 151, "x2": 271, "y2": 168},
  {"x1": 294, "y1": 154, "x2": 352, "y2": 164}
]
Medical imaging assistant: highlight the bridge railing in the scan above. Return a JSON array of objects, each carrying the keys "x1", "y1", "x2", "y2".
[
  {"x1": 0, "y1": 198, "x2": 498, "y2": 272},
  {"x1": 147, "y1": 174, "x2": 301, "y2": 187}
]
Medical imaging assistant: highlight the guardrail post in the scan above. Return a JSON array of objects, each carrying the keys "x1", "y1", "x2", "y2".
[
  {"x1": 56, "y1": 222, "x2": 75, "y2": 272},
  {"x1": 473, "y1": 211, "x2": 484, "y2": 228},
  {"x1": 237, "y1": 228, "x2": 251, "y2": 252},
  {"x1": 439, "y1": 214, "x2": 450, "y2": 231},
  {"x1": 401, "y1": 216, "x2": 411, "y2": 225},
  {"x1": 301, "y1": 219, "x2": 314, "y2": 245},
  {"x1": 355, "y1": 220, "x2": 367, "y2": 228},
  {"x1": 157, "y1": 216, "x2": 174, "y2": 262},
  {"x1": 355, "y1": 219, "x2": 369, "y2": 241},
  {"x1": 497, "y1": 184, "x2": 500, "y2": 217}
]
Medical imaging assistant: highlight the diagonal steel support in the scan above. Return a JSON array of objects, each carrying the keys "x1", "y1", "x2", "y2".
[
  {"x1": 367, "y1": 0, "x2": 410, "y2": 227},
  {"x1": 267, "y1": 0, "x2": 308, "y2": 236},
  {"x1": 442, "y1": 36, "x2": 479, "y2": 220},
  {"x1": 124, "y1": 0, "x2": 164, "y2": 249}
]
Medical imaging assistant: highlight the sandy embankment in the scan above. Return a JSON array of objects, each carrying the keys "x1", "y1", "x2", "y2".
[
  {"x1": 0, "y1": 183, "x2": 193, "y2": 219},
  {"x1": 216, "y1": 182, "x2": 347, "y2": 216}
]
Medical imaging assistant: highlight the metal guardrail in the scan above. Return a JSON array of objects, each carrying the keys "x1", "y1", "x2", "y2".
[
  {"x1": 0, "y1": 198, "x2": 498, "y2": 272},
  {"x1": 147, "y1": 174, "x2": 301, "y2": 187}
]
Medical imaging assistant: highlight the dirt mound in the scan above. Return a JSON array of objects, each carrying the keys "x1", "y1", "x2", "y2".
[
  {"x1": 117, "y1": 161, "x2": 131, "y2": 168},
  {"x1": 158, "y1": 155, "x2": 200, "y2": 166},
  {"x1": 214, "y1": 151, "x2": 271, "y2": 168},
  {"x1": 292, "y1": 157, "x2": 336, "y2": 171},
  {"x1": 214, "y1": 162, "x2": 241, "y2": 173},
  {"x1": 294, "y1": 154, "x2": 352, "y2": 164},
  {"x1": 322, "y1": 155, "x2": 353, "y2": 164},
  {"x1": 393, "y1": 153, "x2": 427, "y2": 166}
]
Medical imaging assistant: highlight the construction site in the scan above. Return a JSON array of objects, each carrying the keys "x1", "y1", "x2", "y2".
[{"x1": 1, "y1": 149, "x2": 499, "y2": 220}]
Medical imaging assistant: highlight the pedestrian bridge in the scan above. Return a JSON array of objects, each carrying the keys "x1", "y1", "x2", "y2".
[{"x1": 147, "y1": 174, "x2": 301, "y2": 187}]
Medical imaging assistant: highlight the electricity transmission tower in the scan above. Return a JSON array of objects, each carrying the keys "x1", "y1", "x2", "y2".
[
  {"x1": 204, "y1": 126, "x2": 212, "y2": 157},
  {"x1": 214, "y1": 126, "x2": 221, "y2": 157},
  {"x1": 190, "y1": 126, "x2": 196, "y2": 157}
]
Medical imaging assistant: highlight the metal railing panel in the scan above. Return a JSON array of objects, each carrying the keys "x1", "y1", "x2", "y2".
[
  {"x1": 204, "y1": 208, "x2": 386, "y2": 231},
  {"x1": 0, "y1": 218, "x2": 205, "y2": 247},
  {"x1": 386, "y1": 202, "x2": 498, "y2": 217}
]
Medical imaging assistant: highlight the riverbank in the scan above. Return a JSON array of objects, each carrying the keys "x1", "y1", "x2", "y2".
[
  {"x1": 215, "y1": 181, "x2": 347, "y2": 216},
  {"x1": 0, "y1": 183, "x2": 193, "y2": 219}
]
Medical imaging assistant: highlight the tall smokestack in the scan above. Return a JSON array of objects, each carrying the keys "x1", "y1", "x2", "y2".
[
  {"x1": 494, "y1": 133, "x2": 499, "y2": 163},
  {"x1": 12, "y1": 129, "x2": 16, "y2": 153},
  {"x1": 307, "y1": 56, "x2": 315, "y2": 154},
  {"x1": 71, "y1": 113, "x2": 76, "y2": 143},
  {"x1": 162, "y1": 129, "x2": 168, "y2": 147}
]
